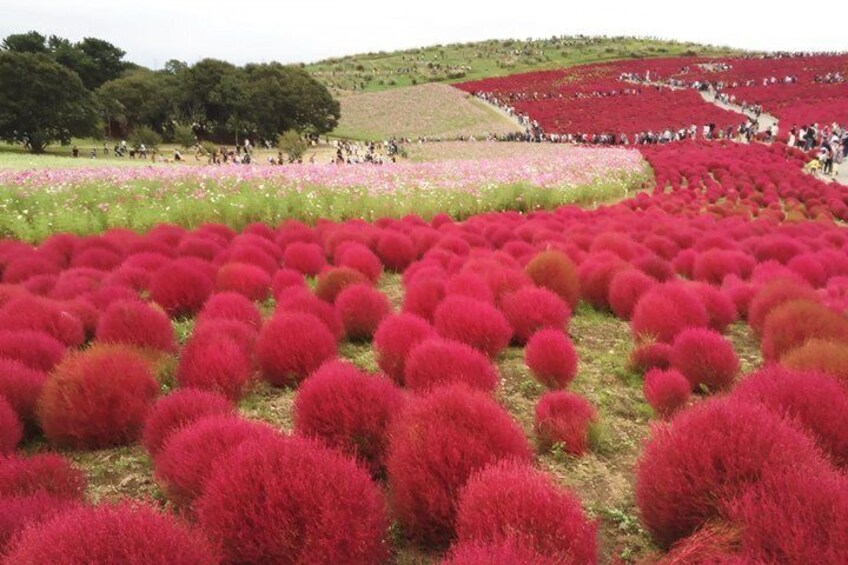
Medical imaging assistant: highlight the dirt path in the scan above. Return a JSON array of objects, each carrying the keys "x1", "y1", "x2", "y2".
[{"x1": 699, "y1": 90, "x2": 779, "y2": 132}]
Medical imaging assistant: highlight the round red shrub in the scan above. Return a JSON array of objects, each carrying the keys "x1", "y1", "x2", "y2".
[
  {"x1": 402, "y1": 278, "x2": 446, "y2": 322},
  {"x1": 635, "y1": 397, "x2": 830, "y2": 548},
  {"x1": 499, "y1": 287, "x2": 571, "y2": 344},
  {"x1": 142, "y1": 389, "x2": 234, "y2": 457},
  {"x1": 690, "y1": 282, "x2": 738, "y2": 333},
  {"x1": 781, "y1": 339, "x2": 848, "y2": 384},
  {"x1": 692, "y1": 249, "x2": 755, "y2": 285},
  {"x1": 445, "y1": 273, "x2": 495, "y2": 304},
  {"x1": 2, "y1": 502, "x2": 220, "y2": 564},
  {"x1": 196, "y1": 291, "x2": 262, "y2": 329},
  {"x1": 256, "y1": 312, "x2": 337, "y2": 387},
  {"x1": 747, "y1": 279, "x2": 818, "y2": 335},
  {"x1": 386, "y1": 385, "x2": 533, "y2": 546},
  {"x1": 628, "y1": 341, "x2": 673, "y2": 373},
  {"x1": 643, "y1": 368, "x2": 691, "y2": 418},
  {"x1": 377, "y1": 230, "x2": 416, "y2": 272},
  {"x1": 434, "y1": 296, "x2": 512, "y2": 358},
  {"x1": 373, "y1": 313, "x2": 437, "y2": 384},
  {"x1": 578, "y1": 254, "x2": 629, "y2": 310},
  {"x1": 631, "y1": 282, "x2": 709, "y2": 344},
  {"x1": 215, "y1": 262, "x2": 271, "y2": 301},
  {"x1": 525, "y1": 250, "x2": 580, "y2": 309},
  {"x1": 176, "y1": 334, "x2": 254, "y2": 402},
  {"x1": 0, "y1": 296, "x2": 84, "y2": 348},
  {"x1": 276, "y1": 289, "x2": 344, "y2": 340},
  {"x1": 37, "y1": 345, "x2": 159, "y2": 449},
  {"x1": 334, "y1": 284, "x2": 391, "y2": 341},
  {"x1": 154, "y1": 415, "x2": 278, "y2": 507},
  {"x1": 0, "y1": 358, "x2": 47, "y2": 426},
  {"x1": 314, "y1": 266, "x2": 369, "y2": 302},
  {"x1": 0, "y1": 453, "x2": 86, "y2": 500},
  {"x1": 271, "y1": 268, "x2": 306, "y2": 299},
  {"x1": 95, "y1": 300, "x2": 176, "y2": 353},
  {"x1": 2, "y1": 257, "x2": 60, "y2": 284},
  {"x1": 294, "y1": 360, "x2": 404, "y2": 476},
  {"x1": 455, "y1": 461, "x2": 597, "y2": 564},
  {"x1": 191, "y1": 319, "x2": 257, "y2": 353},
  {"x1": 534, "y1": 391, "x2": 597, "y2": 456},
  {"x1": 732, "y1": 365, "x2": 848, "y2": 467},
  {"x1": 405, "y1": 338, "x2": 499, "y2": 393},
  {"x1": 0, "y1": 494, "x2": 79, "y2": 554},
  {"x1": 760, "y1": 299, "x2": 848, "y2": 361},
  {"x1": 149, "y1": 260, "x2": 214, "y2": 317},
  {"x1": 657, "y1": 523, "x2": 744, "y2": 565},
  {"x1": 0, "y1": 397, "x2": 22, "y2": 454},
  {"x1": 524, "y1": 329, "x2": 578, "y2": 389},
  {"x1": 196, "y1": 435, "x2": 389, "y2": 564},
  {"x1": 441, "y1": 538, "x2": 559, "y2": 565},
  {"x1": 0, "y1": 330, "x2": 65, "y2": 372},
  {"x1": 283, "y1": 242, "x2": 326, "y2": 276},
  {"x1": 670, "y1": 328, "x2": 739, "y2": 392},
  {"x1": 609, "y1": 269, "x2": 657, "y2": 320},
  {"x1": 336, "y1": 242, "x2": 383, "y2": 282}
]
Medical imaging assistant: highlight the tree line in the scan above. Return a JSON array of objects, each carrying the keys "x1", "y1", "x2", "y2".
[{"x1": 0, "y1": 31, "x2": 341, "y2": 153}]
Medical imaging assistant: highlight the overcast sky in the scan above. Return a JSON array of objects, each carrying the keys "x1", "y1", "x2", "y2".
[{"x1": 4, "y1": 1, "x2": 847, "y2": 68}]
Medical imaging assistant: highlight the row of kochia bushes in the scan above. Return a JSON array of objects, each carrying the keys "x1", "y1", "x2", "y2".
[{"x1": 0, "y1": 142, "x2": 847, "y2": 562}]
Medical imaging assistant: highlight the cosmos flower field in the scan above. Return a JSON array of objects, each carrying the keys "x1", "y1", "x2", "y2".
[{"x1": 1, "y1": 56, "x2": 848, "y2": 564}]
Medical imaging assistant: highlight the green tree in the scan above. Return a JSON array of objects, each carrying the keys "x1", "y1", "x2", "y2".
[
  {"x1": 129, "y1": 125, "x2": 162, "y2": 149},
  {"x1": 75, "y1": 37, "x2": 127, "y2": 90},
  {"x1": 180, "y1": 58, "x2": 246, "y2": 139},
  {"x1": 2, "y1": 31, "x2": 48, "y2": 54},
  {"x1": 0, "y1": 51, "x2": 98, "y2": 152},
  {"x1": 172, "y1": 123, "x2": 195, "y2": 148},
  {"x1": 277, "y1": 130, "x2": 307, "y2": 163},
  {"x1": 97, "y1": 69, "x2": 178, "y2": 134}
]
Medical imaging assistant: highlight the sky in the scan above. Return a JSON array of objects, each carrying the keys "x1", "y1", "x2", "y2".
[{"x1": 4, "y1": 1, "x2": 848, "y2": 68}]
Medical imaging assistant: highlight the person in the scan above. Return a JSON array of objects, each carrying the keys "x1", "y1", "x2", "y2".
[
  {"x1": 72, "y1": 145, "x2": 79, "y2": 158},
  {"x1": 821, "y1": 144, "x2": 834, "y2": 175},
  {"x1": 89, "y1": 148, "x2": 97, "y2": 159},
  {"x1": 173, "y1": 149, "x2": 182, "y2": 162}
]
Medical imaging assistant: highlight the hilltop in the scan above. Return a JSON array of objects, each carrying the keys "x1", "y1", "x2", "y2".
[{"x1": 306, "y1": 35, "x2": 743, "y2": 94}]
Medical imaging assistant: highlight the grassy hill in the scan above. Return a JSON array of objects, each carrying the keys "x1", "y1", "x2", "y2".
[
  {"x1": 332, "y1": 83, "x2": 522, "y2": 141},
  {"x1": 307, "y1": 35, "x2": 743, "y2": 94}
]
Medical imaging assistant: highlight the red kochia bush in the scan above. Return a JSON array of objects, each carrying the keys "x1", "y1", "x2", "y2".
[
  {"x1": 455, "y1": 461, "x2": 597, "y2": 564},
  {"x1": 0, "y1": 358, "x2": 47, "y2": 426},
  {"x1": 377, "y1": 230, "x2": 417, "y2": 271},
  {"x1": 2, "y1": 502, "x2": 221, "y2": 565},
  {"x1": 154, "y1": 415, "x2": 278, "y2": 507},
  {"x1": 0, "y1": 494, "x2": 79, "y2": 554},
  {"x1": 578, "y1": 254, "x2": 629, "y2": 310},
  {"x1": 631, "y1": 282, "x2": 709, "y2": 343},
  {"x1": 149, "y1": 260, "x2": 214, "y2": 317},
  {"x1": 628, "y1": 341, "x2": 673, "y2": 373},
  {"x1": 525, "y1": 250, "x2": 580, "y2": 309},
  {"x1": 95, "y1": 300, "x2": 176, "y2": 353},
  {"x1": 373, "y1": 313, "x2": 437, "y2": 384},
  {"x1": 723, "y1": 467, "x2": 848, "y2": 563},
  {"x1": 0, "y1": 296, "x2": 85, "y2": 347},
  {"x1": 282, "y1": 242, "x2": 326, "y2": 276},
  {"x1": 176, "y1": 334, "x2": 254, "y2": 401},
  {"x1": 0, "y1": 330, "x2": 66, "y2": 371},
  {"x1": 315, "y1": 267, "x2": 369, "y2": 302},
  {"x1": 670, "y1": 328, "x2": 739, "y2": 392},
  {"x1": 402, "y1": 278, "x2": 446, "y2": 322},
  {"x1": 499, "y1": 287, "x2": 571, "y2": 344},
  {"x1": 334, "y1": 284, "x2": 391, "y2": 341},
  {"x1": 524, "y1": 329, "x2": 578, "y2": 389},
  {"x1": 635, "y1": 397, "x2": 830, "y2": 548},
  {"x1": 37, "y1": 345, "x2": 159, "y2": 449},
  {"x1": 442, "y1": 538, "x2": 559, "y2": 565},
  {"x1": 196, "y1": 291, "x2": 262, "y2": 329},
  {"x1": 294, "y1": 361, "x2": 404, "y2": 476},
  {"x1": 141, "y1": 389, "x2": 234, "y2": 457},
  {"x1": 782, "y1": 339, "x2": 848, "y2": 384},
  {"x1": 760, "y1": 299, "x2": 848, "y2": 361},
  {"x1": 733, "y1": 365, "x2": 848, "y2": 467},
  {"x1": 747, "y1": 279, "x2": 818, "y2": 335},
  {"x1": 271, "y1": 268, "x2": 306, "y2": 299},
  {"x1": 0, "y1": 453, "x2": 87, "y2": 500},
  {"x1": 643, "y1": 368, "x2": 691, "y2": 418},
  {"x1": 0, "y1": 397, "x2": 22, "y2": 454},
  {"x1": 386, "y1": 385, "x2": 533, "y2": 546},
  {"x1": 336, "y1": 242, "x2": 383, "y2": 282},
  {"x1": 534, "y1": 391, "x2": 597, "y2": 456},
  {"x1": 609, "y1": 269, "x2": 657, "y2": 320},
  {"x1": 215, "y1": 262, "x2": 271, "y2": 301},
  {"x1": 689, "y1": 283, "x2": 737, "y2": 333},
  {"x1": 197, "y1": 435, "x2": 389, "y2": 565},
  {"x1": 405, "y1": 339, "x2": 499, "y2": 393},
  {"x1": 256, "y1": 312, "x2": 337, "y2": 387},
  {"x1": 434, "y1": 296, "x2": 512, "y2": 358}
]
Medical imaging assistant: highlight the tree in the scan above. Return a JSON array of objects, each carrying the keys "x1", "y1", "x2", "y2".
[
  {"x1": 180, "y1": 58, "x2": 246, "y2": 140},
  {"x1": 277, "y1": 130, "x2": 307, "y2": 163},
  {"x1": 2, "y1": 31, "x2": 48, "y2": 54},
  {"x1": 0, "y1": 51, "x2": 98, "y2": 153},
  {"x1": 75, "y1": 37, "x2": 127, "y2": 90},
  {"x1": 97, "y1": 69, "x2": 178, "y2": 135}
]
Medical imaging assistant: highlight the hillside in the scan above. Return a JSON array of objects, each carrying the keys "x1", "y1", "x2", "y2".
[
  {"x1": 307, "y1": 35, "x2": 742, "y2": 94},
  {"x1": 332, "y1": 83, "x2": 522, "y2": 141}
]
